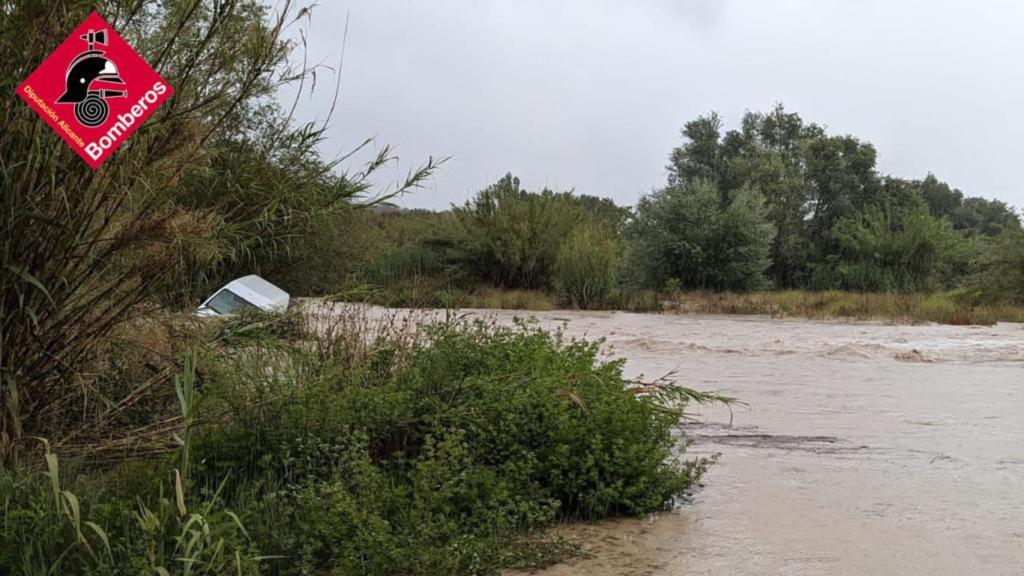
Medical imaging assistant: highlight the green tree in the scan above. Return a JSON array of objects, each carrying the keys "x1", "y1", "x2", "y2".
[
  {"x1": 661, "y1": 105, "x2": 1023, "y2": 291},
  {"x1": 667, "y1": 105, "x2": 882, "y2": 287},
  {"x1": 718, "y1": 106, "x2": 821, "y2": 286},
  {"x1": 570, "y1": 194, "x2": 633, "y2": 231},
  {"x1": 970, "y1": 227, "x2": 1024, "y2": 302},
  {"x1": 950, "y1": 197, "x2": 1019, "y2": 237},
  {"x1": 918, "y1": 174, "x2": 964, "y2": 219},
  {"x1": 826, "y1": 206, "x2": 958, "y2": 291},
  {"x1": 909, "y1": 174, "x2": 1016, "y2": 237},
  {"x1": 668, "y1": 113, "x2": 724, "y2": 186},
  {"x1": 627, "y1": 180, "x2": 776, "y2": 291}
]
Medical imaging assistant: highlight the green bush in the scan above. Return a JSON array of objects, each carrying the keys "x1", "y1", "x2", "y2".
[
  {"x1": 272, "y1": 210, "x2": 383, "y2": 295},
  {"x1": 185, "y1": 314, "x2": 714, "y2": 575},
  {"x1": 969, "y1": 227, "x2": 1024, "y2": 303},
  {"x1": 0, "y1": 453, "x2": 260, "y2": 576},
  {"x1": 828, "y1": 206, "x2": 959, "y2": 292},
  {"x1": 275, "y1": 209, "x2": 465, "y2": 298},
  {"x1": 554, "y1": 225, "x2": 620, "y2": 309},
  {"x1": 1, "y1": 313, "x2": 718, "y2": 575},
  {"x1": 362, "y1": 245, "x2": 448, "y2": 286},
  {"x1": 626, "y1": 179, "x2": 776, "y2": 291},
  {"x1": 452, "y1": 174, "x2": 586, "y2": 289}
]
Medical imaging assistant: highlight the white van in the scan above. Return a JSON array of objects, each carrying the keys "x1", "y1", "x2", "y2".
[{"x1": 196, "y1": 275, "x2": 290, "y2": 317}]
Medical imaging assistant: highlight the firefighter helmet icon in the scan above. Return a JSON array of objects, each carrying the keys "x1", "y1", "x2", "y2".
[{"x1": 56, "y1": 28, "x2": 126, "y2": 127}]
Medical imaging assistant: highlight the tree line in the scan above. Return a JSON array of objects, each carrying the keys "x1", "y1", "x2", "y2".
[
  {"x1": 276, "y1": 105, "x2": 1023, "y2": 309},
  {"x1": 652, "y1": 106, "x2": 1019, "y2": 293}
]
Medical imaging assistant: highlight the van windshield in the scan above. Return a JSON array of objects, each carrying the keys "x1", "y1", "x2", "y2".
[{"x1": 205, "y1": 289, "x2": 257, "y2": 315}]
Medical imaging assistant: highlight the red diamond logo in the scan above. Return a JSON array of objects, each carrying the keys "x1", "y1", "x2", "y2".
[{"x1": 16, "y1": 11, "x2": 174, "y2": 169}]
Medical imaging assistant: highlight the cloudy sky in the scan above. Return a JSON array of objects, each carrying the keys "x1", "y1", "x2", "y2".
[{"x1": 286, "y1": 0, "x2": 1024, "y2": 211}]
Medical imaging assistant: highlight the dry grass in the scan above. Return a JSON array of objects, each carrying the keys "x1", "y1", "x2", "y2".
[
  {"x1": 299, "y1": 300, "x2": 434, "y2": 367},
  {"x1": 333, "y1": 286, "x2": 1024, "y2": 326},
  {"x1": 459, "y1": 288, "x2": 557, "y2": 311},
  {"x1": 50, "y1": 310, "x2": 202, "y2": 463},
  {"x1": 327, "y1": 283, "x2": 558, "y2": 311},
  {"x1": 660, "y1": 290, "x2": 1024, "y2": 325}
]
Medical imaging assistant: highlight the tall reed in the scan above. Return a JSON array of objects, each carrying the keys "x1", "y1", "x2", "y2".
[{"x1": 0, "y1": 1, "x2": 301, "y2": 461}]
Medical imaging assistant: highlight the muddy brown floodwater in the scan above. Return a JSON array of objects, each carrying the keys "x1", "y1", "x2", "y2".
[
  {"x1": 309, "y1": 303, "x2": 1024, "y2": 575},
  {"x1": 470, "y1": 310, "x2": 1024, "y2": 576}
]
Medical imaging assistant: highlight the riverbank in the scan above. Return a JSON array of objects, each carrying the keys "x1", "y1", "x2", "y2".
[{"x1": 327, "y1": 286, "x2": 1024, "y2": 326}]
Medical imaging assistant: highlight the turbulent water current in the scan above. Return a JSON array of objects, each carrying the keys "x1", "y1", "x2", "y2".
[{"x1": 313, "y1": 302, "x2": 1024, "y2": 575}]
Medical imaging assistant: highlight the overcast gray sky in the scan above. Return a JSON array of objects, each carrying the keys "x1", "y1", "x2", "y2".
[{"x1": 287, "y1": 0, "x2": 1024, "y2": 211}]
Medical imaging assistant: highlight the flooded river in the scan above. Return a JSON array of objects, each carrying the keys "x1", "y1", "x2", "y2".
[
  {"x1": 310, "y1": 302, "x2": 1024, "y2": 575},
  {"x1": 477, "y1": 310, "x2": 1024, "y2": 576}
]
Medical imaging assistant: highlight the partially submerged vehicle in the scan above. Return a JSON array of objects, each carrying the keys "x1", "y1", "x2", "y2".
[{"x1": 196, "y1": 274, "x2": 289, "y2": 317}]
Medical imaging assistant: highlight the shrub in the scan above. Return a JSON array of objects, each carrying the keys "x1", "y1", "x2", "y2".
[
  {"x1": 829, "y1": 206, "x2": 959, "y2": 292},
  {"x1": 1, "y1": 305, "x2": 723, "y2": 576},
  {"x1": 0, "y1": 3, "x2": 437, "y2": 460},
  {"x1": 453, "y1": 174, "x2": 585, "y2": 289},
  {"x1": 0, "y1": 2, "x2": 301, "y2": 458},
  {"x1": 185, "y1": 310, "x2": 717, "y2": 574},
  {"x1": 362, "y1": 245, "x2": 448, "y2": 286},
  {"x1": 274, "y1": 210, "x2": 460, "y2": 297},
  {"x1": 969, "y1": 227, "x2": 1024, "y2": 303},
  {"x1": 272, "y1": 210, "x2": 383, "y2": 295},
  {"x1": 554, "y1": 225, "x2": 620, "y2": 309},
  {"x1": 626, "y1": 180, "x2": 776, "y2": 291},
  {"x1": 0, "y1": 453, "x2": 259, "y2": 575}
]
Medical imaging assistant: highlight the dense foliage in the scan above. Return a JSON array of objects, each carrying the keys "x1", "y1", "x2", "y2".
[
  {"x1": 451, "y1": 174, "x2": 625, "y2": 291},
  {"x1": 826, "y1": 206, "x2": 959, "y2": 291},
  {"x1": 626, "y1": 179, "x2": 775, "y2": 291},
  {"x1": 554, "y1": 224, "x2": 621, "y2": 308},
  {"x1": 276, "y1": 175, "x2": 629, "y2": 310},
  {"x1": 452, "y1": 174, "x2": 585, "y2": 289},
  {"x1": 0, "y1": 0, "x2": 435, "y2": 459},
  {"x1": 970, "y1": 226, "x2": 1024, "y2": 302},
  {"x1": 658, "y1": 105, "x2": 1020, "y2": 291},
  {"x1": 1, "y1": 310, "x2": 716, "y2": 575},
  {"x1": 279, "y1": 106, "x2": 1023, "y2": 308}
]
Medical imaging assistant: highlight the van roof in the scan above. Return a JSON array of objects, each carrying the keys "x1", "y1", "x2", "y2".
[{"x1": 222, "y1": 274, "x2": 289, "y2": 309}]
